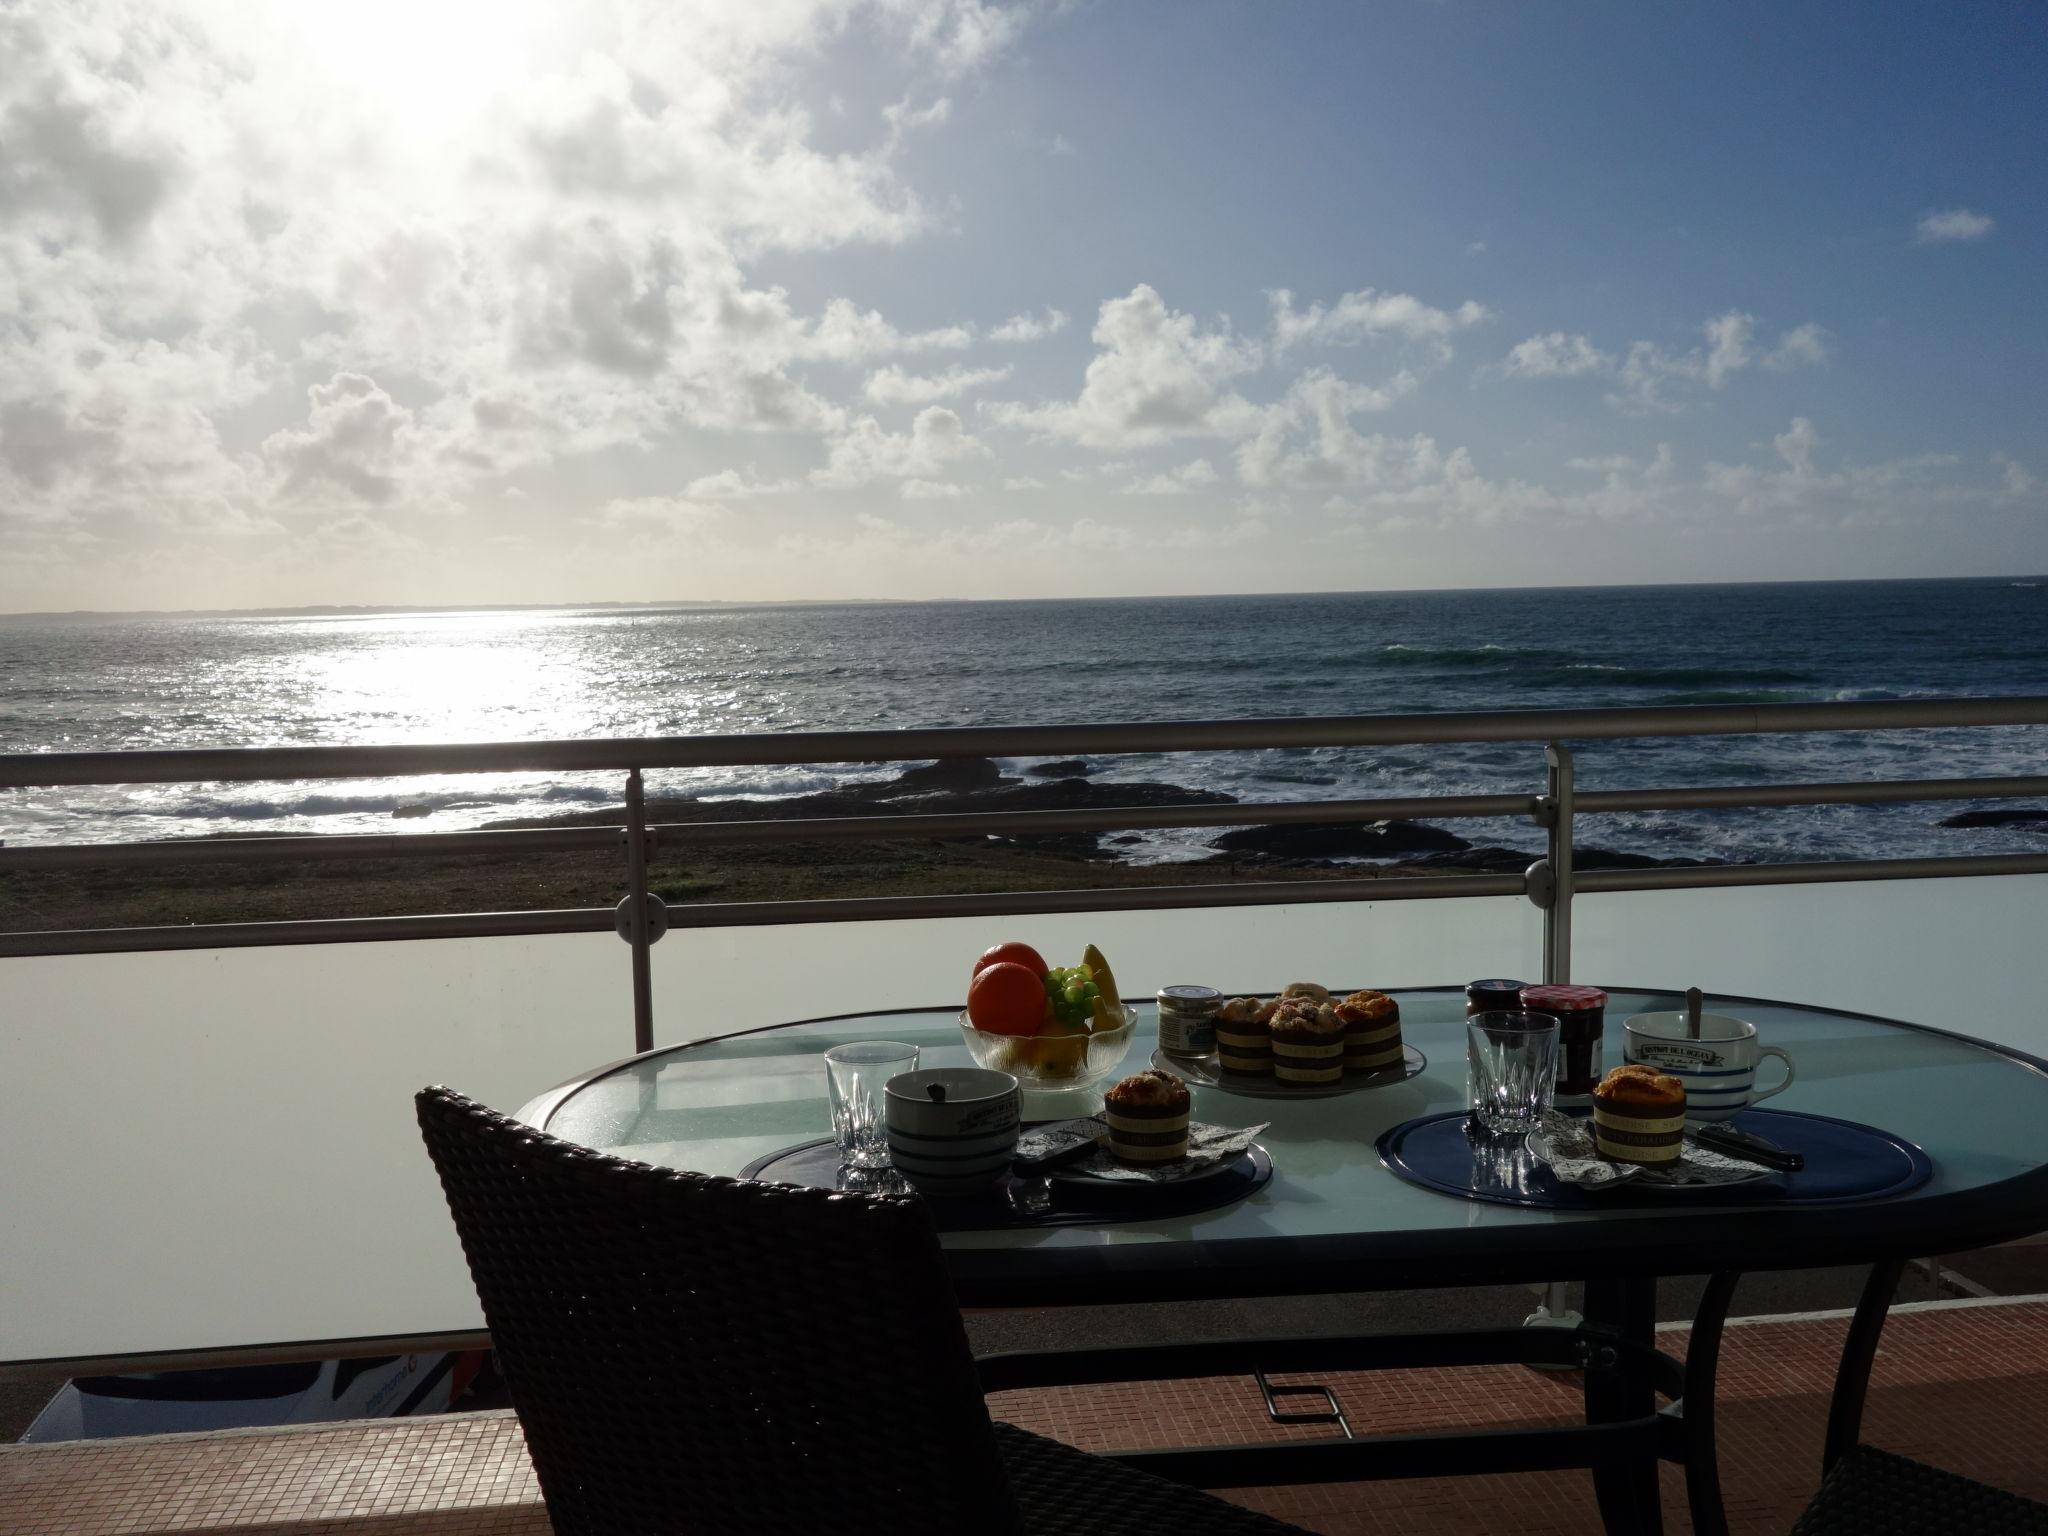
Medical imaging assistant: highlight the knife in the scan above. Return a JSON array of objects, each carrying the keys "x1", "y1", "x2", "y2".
[{"x1": 1690, "y1": 1121, "x2": 1804, "y2": 1172}]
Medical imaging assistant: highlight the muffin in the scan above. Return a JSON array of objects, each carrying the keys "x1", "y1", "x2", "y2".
[
  {"x1": 1592, "y1": 1064, "x2": 1687, "y2": 1165},
  {"x1": 1334, "y1": 989, "x2": 1403, "y2": 1074},
  {"x1": 1280, "y1": 981, "x2": 1330, "y2": 1000},
  {"x1": 1269, "y1": 997, "x2": 1345, "y2": 1085},
  {"x1": 1103, "y1": 1070, "x2": 1192, "y2": 1163},
  {"x1": 1214, "y1": 995, "x2": 1273, "y2": 1076}
]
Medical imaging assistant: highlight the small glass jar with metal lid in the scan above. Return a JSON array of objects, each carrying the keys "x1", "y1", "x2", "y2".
[
  {"x1": 1465, "y1": 978, "x2": 1528, "y2": 1017},
  {"x1": 1156, "y1": 984, "x2": 1223, "y2": 1058}
]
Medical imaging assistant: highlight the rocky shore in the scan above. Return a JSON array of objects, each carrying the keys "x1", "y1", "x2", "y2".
[{"x1": 3, "y1": 755, "x2": 1727, "y2": 932}]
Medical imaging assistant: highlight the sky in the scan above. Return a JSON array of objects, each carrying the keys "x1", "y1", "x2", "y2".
[{"x1": 2, "y1": 0, "x2": 2044, "y2": 612}]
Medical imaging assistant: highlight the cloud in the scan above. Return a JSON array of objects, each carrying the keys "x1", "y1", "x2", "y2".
[
  {"x1": 864, "y1": 363, "x2": 1013, "y2": 405},
  {"x1": 683, "y1": 469, "x2": 799, "y2": 498},
  {"x1": 263, "y1": 374, "x2": 420, "y2": 507},
  {"x1": 901, "y1": 477, "x2": 964, "y2": 498},
  {"x1": 1269, "y1": 286, "x2": 1492, "y2": 352},
  {"x1": 1122, "y1": 458, "x2": 1220, "y2": 495},
  {"x1": 882, "y1": 95, "x2": 952, "y2": 149},
  {"x1": 983, "y1": 284, "x2": 1262, "y2": 448},
  {"x1": 1236, "y1": 368, "x2": 1421, "y2": 488},
  {"x1": 1702, "y1": 311, "x2": 1754, "y2": 388},
  {"x1": 1001, "y1": 475, "x2": 1045, "y2": 490},
  {"x1": 989, "y1": 307, "x2": 1070, "y2": 343},
  {"x1": 1763, "y1": 322, "x2": 1831, "y2": 371},
  {"x1": 1498, "y1": 332, "x2": 1611, "y2": 379},
  {"x1": 812, "y1": 405, "x2": 989, "y2": 486},
  {"x1": 1915, "y1": 208, "x2": 1995, "y2": 243}
]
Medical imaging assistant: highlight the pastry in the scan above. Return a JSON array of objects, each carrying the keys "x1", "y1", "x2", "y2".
[
  {"x1": 1268, "y1": 997, "x2": 1345, "y2": 1085},
  {"x1": 1592, "y1": 1064, "x2": 1687, "y2": 1165},
  {"x1": 1333, "y1": 989, "x2": 1403, "y2": 1074},
  {"x1": 1280, "y1": 981, "x2": 1330, "y2": 1000},
  {"x1": 1215, "y1": 995, "x2": 1272, "y2": 1075},
  {"x1": 1103, "y1": 1070, "x2": 1191, "y2": 1163}
]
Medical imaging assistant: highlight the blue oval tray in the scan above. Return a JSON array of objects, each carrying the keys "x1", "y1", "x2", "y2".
[{"x1": 1378, "y1": 1108, "x2": 1931, "y2": 1210}]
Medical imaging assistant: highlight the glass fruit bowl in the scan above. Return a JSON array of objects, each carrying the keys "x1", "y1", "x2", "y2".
[{"x1": 956, "y1": 1004, "x2": 1138, "y2": 1091}]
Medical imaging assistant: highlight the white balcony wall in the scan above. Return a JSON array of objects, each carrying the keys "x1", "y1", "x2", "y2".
[{"x1": 3, "y1": 875, "x2": 2043, "y2": 1368}]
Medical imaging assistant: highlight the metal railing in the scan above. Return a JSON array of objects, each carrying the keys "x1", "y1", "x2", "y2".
[{"x1": 6, "y1": 697, "x2": 2048, "y2": 1054}]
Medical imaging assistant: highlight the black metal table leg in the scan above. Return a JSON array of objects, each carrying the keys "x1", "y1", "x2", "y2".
[
  {"x1": 1675, "y1": 1271, "x2": 1739, "y2": 1536},
  {"x1": 1824, "y1": 1257, "x2": 1906, "y2": 1474},
  {"x1": 1584, "y1": 1276, "x2": 1664, "y2": 1536}
]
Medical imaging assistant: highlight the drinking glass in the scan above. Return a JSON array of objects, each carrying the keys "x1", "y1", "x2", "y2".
[
  {"x1": 823, "y1": 1041, "x2": 920, "y2": 1168},
  {"x1": 1466, "y1": 1011, "x2": 1559, "y2": 1137}
]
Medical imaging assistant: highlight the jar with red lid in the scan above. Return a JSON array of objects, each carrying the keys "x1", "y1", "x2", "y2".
[{"x1": 1517, "y1": 984, "x2": 1607, "y2": 1106}]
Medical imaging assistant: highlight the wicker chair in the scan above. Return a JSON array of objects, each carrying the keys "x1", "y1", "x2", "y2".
[
  {"x1": 1792, "y1": 1447, "x2": 2048, "y2": 1534},
  {"x1": 416, "y1": 1086, "x2": 1308, "y2": 1536}
]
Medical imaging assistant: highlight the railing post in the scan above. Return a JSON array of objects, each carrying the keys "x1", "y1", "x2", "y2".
[
  {"x1": 625, "y1": 768, "x2": 654, "y2": 1054},
  {"x1": 1544, "y1": 741, "x2": 1575, "y2": 985}
]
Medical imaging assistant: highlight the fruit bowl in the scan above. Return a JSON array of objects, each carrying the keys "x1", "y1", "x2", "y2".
[{"x1": 957, "y1": 1005, "x2": 1138, "y2": 1091}]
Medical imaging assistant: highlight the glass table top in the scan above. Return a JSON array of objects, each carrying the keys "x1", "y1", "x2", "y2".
[{"x1": 537, "y1": 988, "x2": 2048, "y2": 1260}]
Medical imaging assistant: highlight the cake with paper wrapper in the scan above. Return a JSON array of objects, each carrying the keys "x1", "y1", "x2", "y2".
[
  {"x1": 1103, "y1": 1069, "x2": 1191, "y2": 1163},
  {"x1": 1592, "y1": 1063, "x2": 1687, "y2": 1165}
]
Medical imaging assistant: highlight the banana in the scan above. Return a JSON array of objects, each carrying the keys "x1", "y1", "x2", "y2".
[{"x1": 1082, "y1": 943, "x2": 1122, "y2": 1029}]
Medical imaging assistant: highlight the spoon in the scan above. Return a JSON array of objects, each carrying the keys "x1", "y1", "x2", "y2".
[{"x1": 1685, "y1": 987, "x2": 1704, "y2": 1040}]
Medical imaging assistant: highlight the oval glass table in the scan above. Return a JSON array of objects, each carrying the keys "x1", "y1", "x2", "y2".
[{"x1": 519, "y1": 987, "x2": 2048, "y2": 1536}]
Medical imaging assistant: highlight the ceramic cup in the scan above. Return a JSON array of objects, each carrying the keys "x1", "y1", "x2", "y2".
[
  {"x1": 1622, "y1": 1012, "x2": 1795, "y2": 1124},
  {"x1": 883, "y1": 1067, "x2": 1021, "y2": 1198}
]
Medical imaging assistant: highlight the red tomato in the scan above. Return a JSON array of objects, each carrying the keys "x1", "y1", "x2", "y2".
[
  {"x1": 967, "y1": 962, "x2": 1047, "y2": 1036},
  {"x1": 972, "y1": 941, "x2": 1048, "y2": 979}
]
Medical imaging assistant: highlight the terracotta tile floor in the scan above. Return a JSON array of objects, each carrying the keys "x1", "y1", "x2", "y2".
[{"x1": 6, "y1": 1297, "x2": 2047, "y2": 1535}]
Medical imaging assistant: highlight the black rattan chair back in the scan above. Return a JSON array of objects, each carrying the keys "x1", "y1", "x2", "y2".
[{"x1": 416, "y1": 1086, "x2": 1022, "y2": 1536}]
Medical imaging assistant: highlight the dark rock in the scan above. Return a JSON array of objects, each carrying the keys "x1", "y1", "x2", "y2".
[
  {"x1": 392, "y1": 802, "x2": 434, "y2": 819},
  {"x1": 1108, "y1": 834, "x2": 1144, "y2": 846},
  {"x1": 870, "y1": 757, "x2": 1007, "y2": 796},
  {"x1": 1209, "y1": 819, "x2": 1469, "y2": 860},
  {"x1": 1394, "y1": 846, "x2": 1534, "y2": 874},
  {"x1": 1938, "y1": 807, "x2": 2048, "y2": 829},
  {"x1": 1026, "y1": 759, "x2": 1092, "y2": 779}
]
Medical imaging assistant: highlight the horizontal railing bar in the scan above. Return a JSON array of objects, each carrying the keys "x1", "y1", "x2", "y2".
[
  {"x1": 0, "y1": 908, "x2": 615, "y2": 958},
  {"x1": 6, "y1": 696, "x2": 2045, "y2": 788},
  {"x1": 0, "y1": 825, "x2": 624, "y2": 871},
  {"x1": 0, "y1": 1331, "x2": 495, "y2": 1383},
  {"x1": 1577, "y1": 852, "x2": 2048, "y2": 893},
  {"x1": 658, "y1": 794, "x2": 1537, "y2": 847},
  {"x1": 1576, "y1": 775, "x2": 2048, "y2": 814},
  {"x1": 661, "y1": 875, "x2": 1530, "y2": 928}
]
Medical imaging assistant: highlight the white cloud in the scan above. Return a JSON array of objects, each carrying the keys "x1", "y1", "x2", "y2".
[
  {"x1": 812, "y1": 405, "x2": 989, "y2": 486},
  {"x1": 805, "y1": 300, "x2": 974, "y2": 361},
  {"x1": 901, "y1": 477, "x2": 964, "y2": 498},
  {"x1": 1269, "y1": 286, "x2": 1492, "y2": 352},
  {"x1": 1764, "y1": 322, "x2": 1832, "y2": 371},
  {"x1": 1001, "y1": 475, "x2": 1045, "y2": 490},
  {"x1": 864, "y1": 363, "x2": 1013, "y2": 405},
  {"x1": 1498, "y1": 332, "x2": 1611, "y2": 379},
  {"x1": 1702, "y1": 311, "x2": 1754, "y2": 388},
  {"x1": 1995, "y1": 455, "x2": 2037, "y2": 500},
  {"x1": 1122, "y1": 458, "x2": 1220, "y2": 495},
  {"x1": 599, "y1": 495, "x2": 727, "y2": 529},
  {"x1": 1915, "y1": 208, "x2": 1995, "y2": 243},
  {"x1": 1236, "y1": 368, "x2": 1421, "y2": 488},
  {"x1": 983, "y1": 284, "x2": 1262, "y2": 448},
  {"x1": 882, "y1": 95, "x2": 952, "y2": 149},
  {"x1": 683, "y1": 469, "x2": 799, "y2": 498},
  {"x1": 263, "y1": 374, "x2": 421, "y2": 507},
  {"x1": 990, "y1": 307, "x2": 1070, "y2": 343}
]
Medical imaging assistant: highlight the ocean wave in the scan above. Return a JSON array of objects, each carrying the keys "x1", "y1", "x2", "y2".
[
  {"x1": 165, "y1": 788, "x2": 533, "y2": 821},
  {"x1": 1375, "y1": 643, "x2": 1579, "y2": 668},
  {"x1": 1649, "y1": 689, "x2": 1821, "y2": 706}
]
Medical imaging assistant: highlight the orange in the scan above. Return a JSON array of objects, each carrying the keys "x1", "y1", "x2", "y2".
[
  {"x1": 967, "y1": 961, "x2": 1047, "y2": 1036},
  {"x1": 973, "y1": 941, "x2": 1048, "y2": 978}
]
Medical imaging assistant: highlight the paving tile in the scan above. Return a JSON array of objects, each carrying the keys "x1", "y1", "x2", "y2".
[{"x1": 5, "y1": 1299, "x2": 2047, "y2": 1534}]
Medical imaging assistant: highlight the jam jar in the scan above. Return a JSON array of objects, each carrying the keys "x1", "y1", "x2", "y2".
[
  {"x1": 1465, "y1": 978, "x2": 1528, "y2": 1016},
  {"x1": 1156, "y1": 985, "x2": 1223, "y2": 1058},
  {"x1": 1517, "y1": 984, "x2": 1608, "y2": 1106}
]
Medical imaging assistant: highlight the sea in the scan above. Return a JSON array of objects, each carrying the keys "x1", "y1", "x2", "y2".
[{"x1": 3, "y1": 578, "x2": 2046, "y2": 866}]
